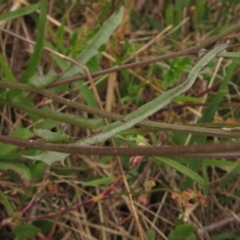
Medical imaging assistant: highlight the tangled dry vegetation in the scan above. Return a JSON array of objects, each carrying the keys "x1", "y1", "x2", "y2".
[{"x1": 0, "y1": 0, "x2": 240, "y2": 240}]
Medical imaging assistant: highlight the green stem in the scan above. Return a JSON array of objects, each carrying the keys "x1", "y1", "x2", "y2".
[
  {"x1": 0, "y1": 81, "x2": 240, "y2": 138},
  {"x1": 0, "y1": 98, "x2": 96, "y2": 129}
]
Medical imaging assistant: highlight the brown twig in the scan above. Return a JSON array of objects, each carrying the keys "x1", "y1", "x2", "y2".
[
  {"x1": 1, "y1": 24, "x2": 239, "y2": 89},
  {"x1": 0, "y1": 134, "x2": 240, "y2": 158},
  {"x1": 197, "y1": 212, "x2": 240, "y2": 236},
  {"x1": 46, "y1": 24, "x2": 240, "y2": 87}
]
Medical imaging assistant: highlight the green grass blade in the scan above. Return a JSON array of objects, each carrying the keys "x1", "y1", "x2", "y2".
[
  {"x1": 156, "y1": 157, "x2": 207, "y2": 187},
  {"x1": 200, "y1": 59, "x2": 237, "y2": 124},
  {"x1": 185, "y1": 60, "x2": 237, "y2": 188},
  {"x1": 0, "y1": 191, "x2": 14, "y2": 216},
  {"x1": 219, "y1": 52, "x2": 240, "y2": 58},
  {"x1": 29, "y1": 69, "x2": 58, "y2": 88},
  {"x1": 34, "y1": 128, "x2": 71, "y2": 143},
  {"x1": 22, "y1": 151, "x2": 68, "y2": 166},
  {"x1": 22, "y1": 0, "x2": 47, "y2": 81},
  {"x1": 220, "y1": 163, "x2": 240, "y2": 188},
  {"x1": 0, "y1": 3, "x2": 40, "y2": 21},
  {"x1": 75, "y1": 80, "x2": 99, "y2": 108}
]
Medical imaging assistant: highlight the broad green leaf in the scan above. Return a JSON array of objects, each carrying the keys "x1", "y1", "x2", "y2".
[
  {"x1": 157, "y1": 157, "x2": 207, "y2": 187},
  {"x1": 86, "y1": 54, "x2": 103, "y2": 72},
  {"x1": 34, "y1": 128, "x2": 71, "y2": 143},
  {"x1": 0, "y1": 3, "x2": 40, "y2": 22},
  {"x1": 61, "y1": 7, "x2": 123, "y2": 78},
  {"x1": 146, "y1": 229, "x2": 155, "y2": 240},
  {"x1": 22, "y1": 0, "x2": 47, "y2": 81},
  {"x1": 13, "y1": 224, "x2": 41, "y2": 240},
  {"x1": 29, "y1": 69, "x2": 58, "y2": 88},
  {"x1": 0, "y1": 191, "x2": 14, "y2": 216},
  {"x1": 0, "y1": 162, "x2": 32, "y2": 188},
  {"x1": 168, "y1": 224, "x2": 195, "y2": 240},
  {"x1": 0, "y1": 128, "x2": 33, "y2": 157},
  {"x1": 31, "y1": 162, "x2": 45, "y2": 181},
  {"x1": 22, "y1": 151, "x2": 69, "y2": 166}
]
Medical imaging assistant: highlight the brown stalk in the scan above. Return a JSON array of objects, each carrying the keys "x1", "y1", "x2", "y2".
[
  {"x1": 47, "y1": 24, "x2": 240, "y2": 87},
  {"x1": 0, "y1": 134, "x2": 239, "y2": 158}
]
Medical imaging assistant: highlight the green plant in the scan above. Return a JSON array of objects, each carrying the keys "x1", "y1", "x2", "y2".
[{"x1": 0, "y1": 1, "x2": 240, "y2": 239}]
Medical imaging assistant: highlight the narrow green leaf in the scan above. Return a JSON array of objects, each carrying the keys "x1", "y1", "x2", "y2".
[
  {"x1": 22, "y1": 151, "x2": 68, "y2": 166},
  {"x1": 75, "y1": 80, "x2": 98, "y2": 107},
  {"x1": 61, "y1": 7, "x2": 123, "y2": 78},
  {"x1": 180, "y1": 158, "x2": 238, "y2": 167},
  {"x1": 190, "y1": 59, "x2": 236, "y2": 145},
  {"x1": 219, "y1": 52, "x2": 240, "y2": 58},
  {"x1": 196, "y1": 0, "x2": 205, "y2": 22},
  {"x1": 212, "y1": 231, "x2": 240, "y2": 240},
  {"x1": 34, "y1": 128, "x2": 71, "y2": 143},
  {"x1": 0, "y1": 162, "x2": 32, "y2": 188},
  {"x1": 220, "y1": 163, "x2": 240, "y2": 188},
  {"x1": 56, "y1": 18, "x2": 67, "y2": 52},
  {"x1": 0, "y1": 191, "x2": 14, "y2": 216},
  {"x1": 75, "y1": 45, "x2": 227, "y2": 145},
  {"x1": 82, "y1": 176, "x2": 114, "y2": 186},
  {"x1": 185, "y1": 59, "x2": 237, "y2": 188},
  {"x1": 157, "y1": 157, "x2": 207, "y2": 187},
  {"x1": 165, "y1": 4, "x2": 174, "y2": 25},
  {"x1": 22, "y1": 0, "x2": 47, "y2": 81},
  {"x1": 0, "y1": 3, "x2": 40, "y2": 21},
  {"x1": 0, "y1": 52, "x2": 16, "y2": 82},
  {"x1": 173, "y1": 96, "x2": 202, "y2": 103},
  {"x1": 200, "y1": 60, "x2": 236, "y2": 124}
]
